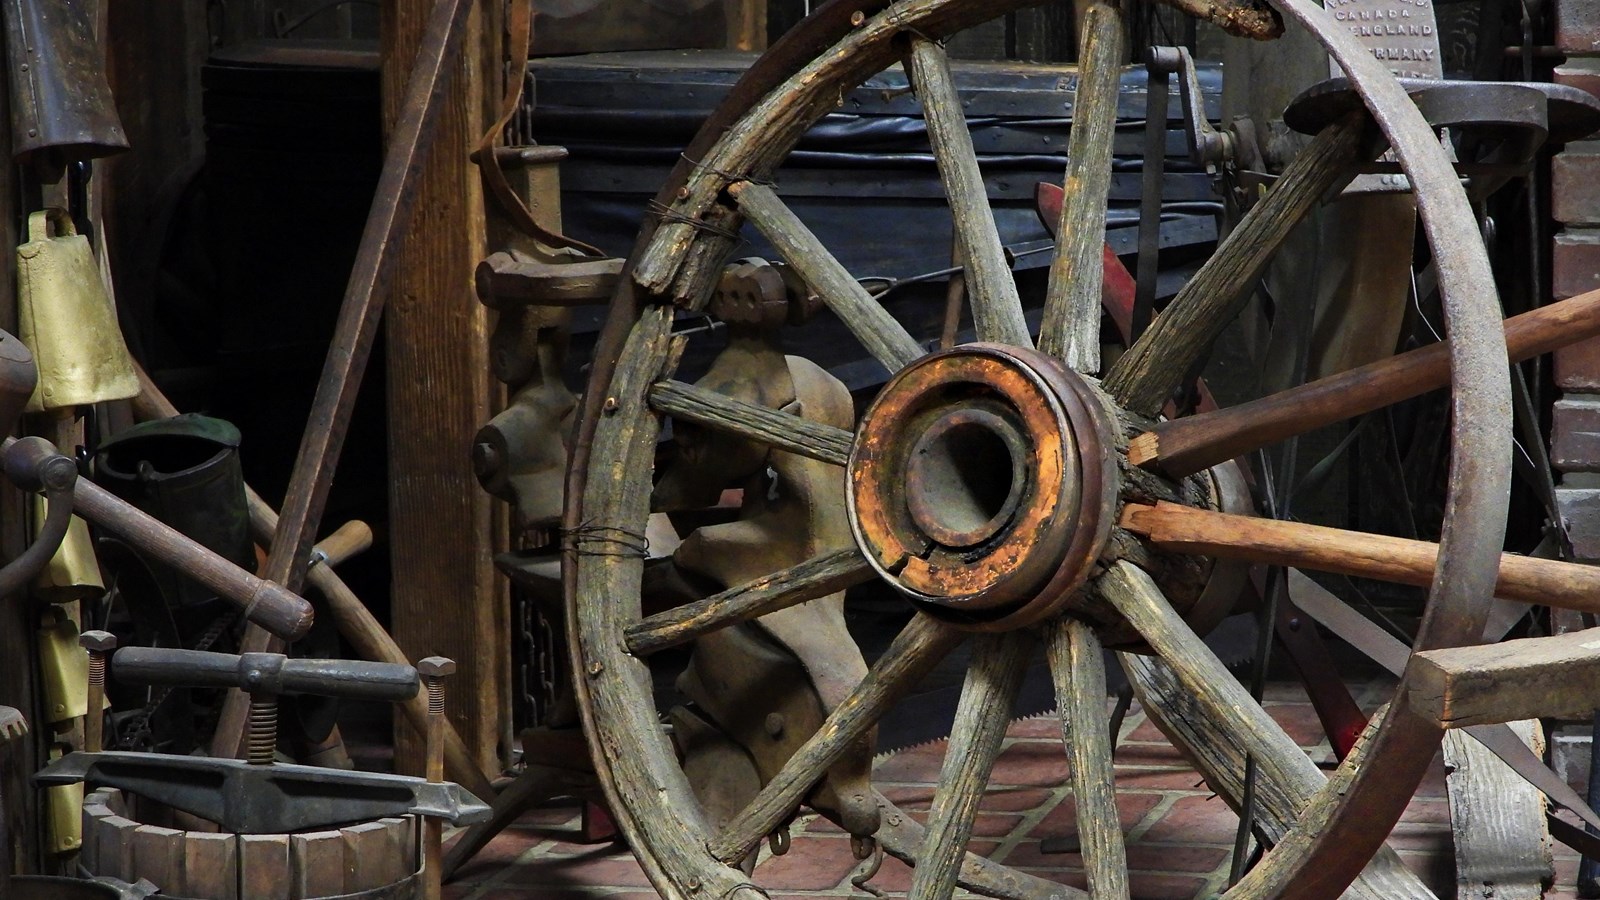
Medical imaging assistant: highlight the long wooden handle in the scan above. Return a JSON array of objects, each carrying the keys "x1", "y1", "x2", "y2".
[
  {"x1": 312, "y1": 520, "x2": 374, "y2": 569},
  {"x1": 1130, "y1": 285, "x2": 1600, "y2": 477},
  {"x1": 1121, "y1": 502, "x2": 1600, "y2": 612}
]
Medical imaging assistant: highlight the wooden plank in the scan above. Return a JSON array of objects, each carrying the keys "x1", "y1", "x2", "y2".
[
  {"x1": 184, "y1": 831, "x2": 239, "y2": 900},
  {"x1": 131, "y1": 824, "x2": 185, "y2": 893},
  {"x1": 238, "y1": 834, "x2": 291, "y2": 900},
  {"x1": 342, "y1": 820, "x2": 394, "y2": 891},
  {"x1": 1409, "y1": 626, "x2": 1600, "y2": 726},
  {"x1": 290, "y1": 830, "x2": 345, "y2": 899},
  {"x1": 378, "y1": 816, "x2": 419, "y2": 876},
  {"x1": 88, "y1": 813, "x2": 138, "y2": 882},
  {"x1": 383, "y1": 0, "x2": 508, "y2": 777},
  {"x1": 1443, "y1": 721, "x2": 1551, "y2": 900}
]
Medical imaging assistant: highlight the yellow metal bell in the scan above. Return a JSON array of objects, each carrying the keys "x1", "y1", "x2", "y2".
[
  {"x1": 17, "y1": 209, "x2": 138, "y2": 412},
  {"x1": 32, "y1": 494, "x2": 103, "y2": 603}
]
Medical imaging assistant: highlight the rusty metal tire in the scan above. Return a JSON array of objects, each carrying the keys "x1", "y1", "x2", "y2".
[{"x1": 562, "y1": 0, "x2": 1507, "y2": 896}]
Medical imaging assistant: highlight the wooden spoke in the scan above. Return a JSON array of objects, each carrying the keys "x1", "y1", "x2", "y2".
[
  {"x1": 1122, "y1": 501, "x2": 1600, "y2": 612},
  {"x1": 1128, "y1": 285, "x2": 1600, "y2": 478},
  {"x1": 1047, "y1": 618, "x2": 1128, "y2": 900},
  {"x1": 872, "y1": 790, "x2": 1090, "y2": 899},
  {"x1": 907, "y1": 36, "x2": 1030, "y2": 348},
  {"x1": 647, "y1": 380, "x2": 855, "y2": 466},
  {"x1": 909, "y1": 631, "x2": 1034, "y2": 900},
  {"x1": 624, "y1": 549, "x2": 875, "y2": 655},
  {"x1": 729, "y1": 181, "x2": 924, "y2": 371},
  {"x1": 1039, "y1": 0, "x2": 1124, "y2": 371},
  {"x1": 1102, "y1": 112, "x2": 1371, "y2": 416},
  {"x1": 707, "y1": 614, "x2": 964, "y2": 863},
  {"x1": 1104, "y1": 562, "x2": 1436, "y2": 897}
]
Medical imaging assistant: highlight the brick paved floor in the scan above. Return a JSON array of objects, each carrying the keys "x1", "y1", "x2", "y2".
[{"x1": 443, "y1": 678, "x2": 1584, "y2": 899}]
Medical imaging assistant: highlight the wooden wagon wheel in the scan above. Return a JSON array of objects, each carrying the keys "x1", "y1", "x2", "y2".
[{"x1": 558, "y1": 0, "x2": 1554, "y2": 895}]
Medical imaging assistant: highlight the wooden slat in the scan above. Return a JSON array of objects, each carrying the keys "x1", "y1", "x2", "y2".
[
  {"x1": 342, "y1": 820, "x2": 394, "y2": 891},
  {"x1": 625, "y1": 548, "x2": 874, "y2": 655},
  {"x1": 647, "y1": 380, "x2": 854, "y2": 467},
  {"x1": 907, "y1": 37, "x2": 1029, "y2": 347},
  {"x1": 1129, "y1": 285, "x2": 1600, "y2": 478},
  {"x1": 707, "y1": 614, "x2": 964, "y2": 863},
  {"x1": 1102, "y1": 112, "x2": 1368, "y2": 415},
  {"x1": 909, "y1": 632, "x2": 1033, "y2": 900},
  {"x1": 238, "y1": 833, "x2": 291, "y2": 900},
  {"x1": 729, "y1": 181, "x2": 924, "y2": 371},
  {"x1": 132, "y1": 825, "x2": 184, "y2": 894},
  {"x1": 89, "y1": 813, "x2": 138, "y2": 882},
  {"x1": 291, "y1": 830, "x2": 345, "y2": 899},
  {"x1": 1122, "y1": 501, "x2": 1600, "y2": 612},
  {"x1": 383, "y1": 0, "x2": 507, "y2": 779},
  {"x1": 1047, "y1": 618, "x2": 1128, "y2": 900},
  {"x1": 1038, "y1": 0, "x2": 1123, "y2": 371},
  {"x1": 1409, "y1": 626, "x2": 1600, "y2": 726},
  {"x1": 1105, "y1": 561, "x2": 1436, "y2": 899},
  {"x1": 1443, "y1": 721, "x2": 1551, "y2": 900},
  {"x1": 184, "y1": 831, "x2": 239, "y2": 900}
]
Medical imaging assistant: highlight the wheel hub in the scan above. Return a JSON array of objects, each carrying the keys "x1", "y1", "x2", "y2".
[{"x1": 847, "y1": 344, "x2": 1119, "y2": 629}]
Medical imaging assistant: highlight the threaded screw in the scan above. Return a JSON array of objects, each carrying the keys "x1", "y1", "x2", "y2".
[{"x1": 79, "y1": 630, "x2": 115, "y2": 753}]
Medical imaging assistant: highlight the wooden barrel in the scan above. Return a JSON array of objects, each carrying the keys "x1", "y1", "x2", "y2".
[{"x1": 81, "y1": 788, "x2": 421, "y2": 899}]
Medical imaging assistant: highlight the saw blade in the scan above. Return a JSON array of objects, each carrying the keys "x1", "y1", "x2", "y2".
[{"x1": 873, "y1": 612, "x2": 1260, "y2": 757}]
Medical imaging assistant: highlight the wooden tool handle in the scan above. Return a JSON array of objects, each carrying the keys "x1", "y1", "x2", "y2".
[{"x1": 313, "y1": 520, "x2": 374, "y2": 569}]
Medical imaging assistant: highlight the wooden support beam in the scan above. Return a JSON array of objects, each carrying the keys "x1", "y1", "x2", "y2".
[
  {"x1": 1409, "y1": 626, "x2": 1600, "y2": 727},
  {"x1": 382, "y1": 0, "x2": 507, "y2": 776},
  {"x1": 1442, "y1": 721, "x2": 1551, "y2": 900}
]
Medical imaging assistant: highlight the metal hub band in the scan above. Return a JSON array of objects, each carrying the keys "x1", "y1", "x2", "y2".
[{"x1": 847, "y1": 344, "x2": 1119, "y2": 630}]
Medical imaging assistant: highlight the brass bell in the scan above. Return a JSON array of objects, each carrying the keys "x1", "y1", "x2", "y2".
[
  {"x1": 17, "y1": 209, "x2": 139, "y2": 412},
  {"x1": 32, "y1": 494, "x2": 102, "y2": 604}
]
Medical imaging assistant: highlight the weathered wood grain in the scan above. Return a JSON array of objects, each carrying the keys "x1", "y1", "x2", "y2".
[
  {"x1": 1410, "y1": 626, "x2": 1600, "y2": 726},
  {"x1": 131, "y1": 824, "x2": 184, "y2": 893},
  {"x1": 1047, "y1": 618, "x2": 1128, "y2": 900},
  {"x1": 291, "y1": 830, "x2": 346, "y2": 899},
  {"x1": 625, "y1": 548, "x2": 874, "y2": 655},
  {"x1": 184, "y1": 830, "x2": 238, "y2": 900},
  {"x1": 475, "y1": 253, "x2": 623, "y2": 309},
  {"x1": 910, "y1": 632, "x2": 1033, "y2": 900},
  {"x1": 907, "y1": 37, "x2": 1029, "y2": 348},
  {"x1": 1130, "y1": 284, "x2": 1600, "y2": 478},
  {"x1": 1039, "y1": 0, "x2": 1124, "y2": 371},
  {"x1": 647, "y1": 379, "x2": 855, "y2": 467},
  {"x1": 1105, "y1": 561, "x2": 1435, "y2": 899},
  {"x1": 708, "y1": 614, "x2": 964, "y2": 863},
  {"x1": 1123, "y1": 501, "x2": 1600, "y2": 611},
  {"x1": 1443, "y1": 721, "x2": 1550, "y2": 900},
  {"x1": 1102, "y1": 113, "x2": 1368, "y2": 415},
  {"x1": 731, "y1": 181, "x2": 923, "y2": 371},
  {"x1": 239, "y1": 833, "x2": 292, "y2": 900}
]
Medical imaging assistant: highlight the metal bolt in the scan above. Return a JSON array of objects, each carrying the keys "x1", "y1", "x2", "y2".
[
  {"x1": 764, "y1": 713, "x2": 785, "y2": 738},
  {"x1": 417, "y1": 656, "x2": 454, "y2": 900},
  {"x1": 850, "y1": 9, "x2": 865, "y2": 25},
  {"x1": 246, "y1": 692, "x2": 279, "y2": 765},
  {"x1": 79, "y1": 630, "x2": 114, "y2": 753}
]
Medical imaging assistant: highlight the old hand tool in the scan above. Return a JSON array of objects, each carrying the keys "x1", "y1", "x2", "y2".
[
  {"x1": 0, "y1": 437, "x2": 79, "y2": 597},
  {"x1": 419, "y1": 657, "x2": 452, "y2": 900},
  {"x1": 34, "y1": 647, "x2": 491, "y2": 833},
  {"x1": 0, "y1": 436, "x2": 314, "y2": 640}
]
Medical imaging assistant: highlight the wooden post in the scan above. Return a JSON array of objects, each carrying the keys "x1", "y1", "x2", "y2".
[{"x1": 380, "y1": 0, "x2": 508, "y2": 776}]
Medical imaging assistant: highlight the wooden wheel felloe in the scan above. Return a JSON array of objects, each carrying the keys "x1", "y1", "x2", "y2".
[{"x1": 559, "y1": 0, "x2": 1552, "y2": 896}]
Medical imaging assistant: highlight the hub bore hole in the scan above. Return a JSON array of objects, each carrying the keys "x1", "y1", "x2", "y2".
[{"x1": 904, "y1": 408, "x2": 1027, "y2": 549}]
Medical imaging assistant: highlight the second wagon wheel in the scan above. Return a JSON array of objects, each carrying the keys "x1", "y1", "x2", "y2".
[{"x1": 560, "y1": 0, "x2": 1543, "y2": 895}]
